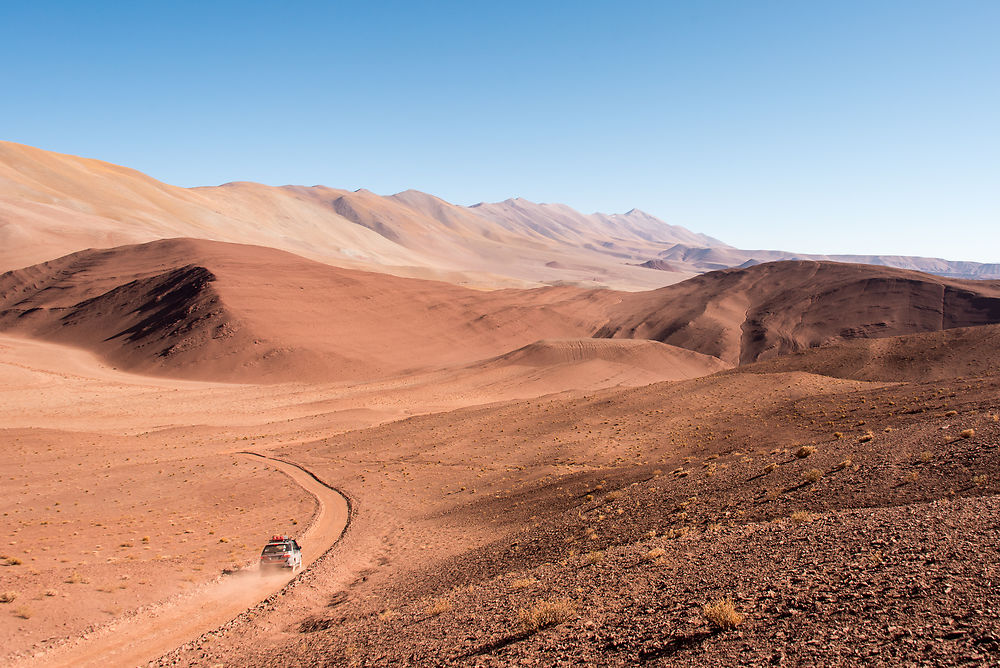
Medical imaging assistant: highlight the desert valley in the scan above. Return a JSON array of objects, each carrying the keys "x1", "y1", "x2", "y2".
[{"x1": 1, "y1": 142, "x2": 999, "y2": 667}]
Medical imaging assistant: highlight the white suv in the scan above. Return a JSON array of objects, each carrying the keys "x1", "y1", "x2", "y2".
[{"x1": 259, "y1": 535, "x2": 302, "y2": 572}]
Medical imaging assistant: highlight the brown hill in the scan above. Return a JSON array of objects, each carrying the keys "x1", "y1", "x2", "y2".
[
  {"x1": 4, "y1": 242, "x2": 999, "y2": 383},
  {"x1": 635, "y1": 258, "x2": 681, "y2": 272},
  {"x1": 0, "y1": 238, "x2": 628, "y2": 382},
  {"x1": 743, "y1": 322, "x2": 1000, "y2": 382},
  {"x1": 598, "y1": 260, "x2": 1000, "y2": 365},
  {"x1": 476, "y1": 338, "x2": 730, "y2": 380},
  {"x1": 169, "y1": 342, "x2": 1000, "y2": 667}
]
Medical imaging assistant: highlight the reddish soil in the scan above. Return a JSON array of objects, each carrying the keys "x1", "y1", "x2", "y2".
[
  {"x1": 0, "y1": 149, "x2": 998, "y2": 666},
  {"x1": 152, "y1": 341, "x2": 1000, "y2": 666}
]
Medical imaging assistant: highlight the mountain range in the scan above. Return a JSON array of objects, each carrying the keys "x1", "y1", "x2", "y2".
[{"x1": 2, "y1": 141, "x2": 997, "y2": 291}]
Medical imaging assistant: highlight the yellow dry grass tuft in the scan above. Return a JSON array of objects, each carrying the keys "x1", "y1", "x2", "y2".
[
  {"x1": 424, "y1": 597, "x2": 453, "y2": 617},
  {"x1": 702, "y1": 597, "x2": 744, "y2": 629},
  {"x1": 518, "y1": 599, "x2": 577, "y2": 632},
  {"x1": 803, "y1": 468, "x2": 823, "y2": 483},
  {"x1": 960, "y1": 429, "x2": 975, "y2": 439},
  {"x1": 795, "y1": 446, "x2": 816, "y2": 459}
]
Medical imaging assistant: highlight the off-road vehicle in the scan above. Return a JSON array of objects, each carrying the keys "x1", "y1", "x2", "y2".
[{"x1": 259, "y1": 535, "x2": 302, "y2": 571}]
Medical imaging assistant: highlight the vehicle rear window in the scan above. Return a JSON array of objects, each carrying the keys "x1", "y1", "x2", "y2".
[{"x1": 262, "y1": 543, "x2": 289, "y2": 554}]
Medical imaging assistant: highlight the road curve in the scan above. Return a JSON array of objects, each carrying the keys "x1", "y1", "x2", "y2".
[{"x1": 21, "y1": 453, "x2": 350, "y2": 668}]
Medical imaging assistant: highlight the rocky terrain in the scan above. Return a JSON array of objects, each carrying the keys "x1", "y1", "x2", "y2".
[{"x1": 1, "y1": 142, "x2": 999, "y2": 667}]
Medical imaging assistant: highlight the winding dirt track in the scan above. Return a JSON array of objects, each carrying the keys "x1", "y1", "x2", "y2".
[{"x1": 21, "y1": 454, "x2": 350, "y2": 668}]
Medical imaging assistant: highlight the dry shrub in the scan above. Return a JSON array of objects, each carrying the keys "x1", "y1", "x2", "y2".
[
  {"x1": 0, "y1": 592, "x2": 17, "y2": 603},
  {"x1": 763, "y1": 463, "x2": 778, "y2": 474},
  {"x1": 944, "y1": 410, "x2": 958, "y2": 417},
  {"x1": 518, "y1": 599, "x2": 576, "y2": 631},
  {"x1": 904, "y1": 471, "x2": 919, "y2": 483},
  {"x1": 702, "y1": 597, "x2": 744, "y2": 629},
  {"x1": 511, "y1": 578, "x2": 536, "y2": 590},
  {"x1": 795, "y1": 446, "x2": 816, "y2": 459},
  {"x1": 66, "y1": 572, "x2": 86, "y2": 584},
  {"x1": 424, "y1": 598, "x2": 453, "y2": 617},
  {"x1": 4, "y1": 557, "x2": 22, "y2": 566},
  {"x1": 960, "y1": 429, "x2": 975, "y2": 439},
  {"x1": 583, "y1": 551, "x2": 604, "y2": 566},
  {"x1": 13, "y1": 606, "x2": 32, "y2": 619},
  {"x1": 859, "y1": 432, "x2": 875, "y2": 443},
  {"x1": 377, "y1": 608, "x2": 397, "y2": 622},
  {"x1": 972, "y1": 474, "x2": 987, "y2": 487},
  {"x1": 919, "y1": 451, "x2": 933, "y2": 463},
  {"x1": 790, "y1": 511, "x2": 812, "y2": 524},
  {"x1": 833, "y1": 432, "x2": 843, "y2": 439},
  {"x1": 803, "y1": 468, "x2": 823, "y2": 483},
  {"x1": 834, "y1": 457, "x2": 853, "y2": 470}
]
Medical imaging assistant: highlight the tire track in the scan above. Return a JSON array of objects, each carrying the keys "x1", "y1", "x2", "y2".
[{"x1": 20, "y1": 453, "x2": 350, "y2": 668}]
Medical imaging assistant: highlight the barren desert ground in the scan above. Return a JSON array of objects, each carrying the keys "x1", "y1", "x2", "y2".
[{"x1": 2, "y1": 144, "x2": 1000, "y2": 666}]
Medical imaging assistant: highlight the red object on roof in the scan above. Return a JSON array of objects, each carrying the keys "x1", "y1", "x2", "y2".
[{"x1": 270, "y1": 535, "x2": 288, "y2": 542}]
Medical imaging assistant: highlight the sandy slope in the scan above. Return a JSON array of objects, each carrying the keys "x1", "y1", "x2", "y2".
[
  {"x1": 0, "y1": 320, "x2": 733, "y2": 663},
  {"x1": 3, "y1": 292, "x2": 1000, "y2": 665},
  {"x1": 155, "y1": 330, "x2": 1000, "y2": 666},
  {"x1": 0, "y1": 238, "x2": 629, "y2": 381},
  {"x1": 19, "y1": 455, "x2": 348, "y2": 668}
]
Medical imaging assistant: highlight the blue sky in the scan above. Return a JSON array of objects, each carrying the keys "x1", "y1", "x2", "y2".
[{"x1": 2, "y1": 1, "x2": 997, "y2": 262}]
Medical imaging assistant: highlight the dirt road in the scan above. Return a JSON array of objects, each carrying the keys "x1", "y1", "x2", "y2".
[{"x1": 19, "y1": 454, "x2": 350, "y2": 668}]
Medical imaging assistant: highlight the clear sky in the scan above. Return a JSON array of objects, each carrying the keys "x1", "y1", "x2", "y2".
[{"x1": 2, "y1": 1, "x2": 997, "y2": 262}]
